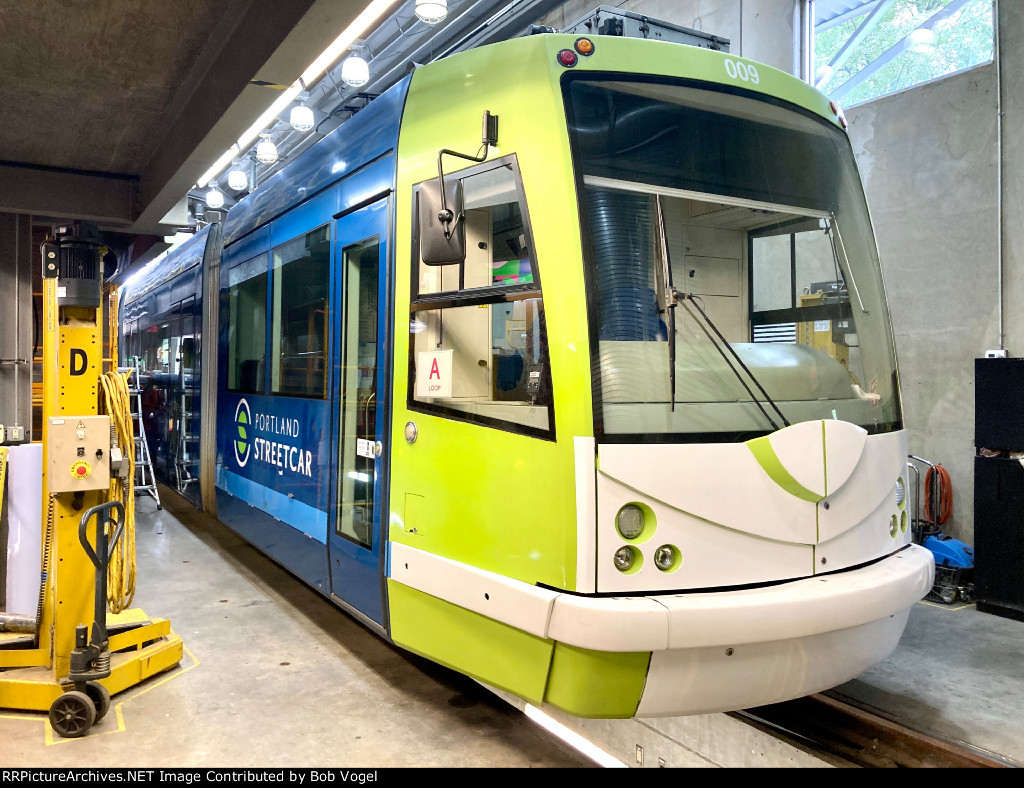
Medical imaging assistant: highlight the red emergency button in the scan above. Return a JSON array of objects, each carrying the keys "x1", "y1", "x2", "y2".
[
  {"x1": 77, "y1": 466, "x2": 87, "y2": 476},
  {"x1": 69, "y1": 460, "x2": 92, "y2": 480}
]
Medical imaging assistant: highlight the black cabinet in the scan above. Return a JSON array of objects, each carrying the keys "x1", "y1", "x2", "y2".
[
  {"x1": 974, "y1": 457, "x2": 1024, "y2": 621},
  {"x1": 976, "y1": 358, "x2": 1024, "y2": 450}
]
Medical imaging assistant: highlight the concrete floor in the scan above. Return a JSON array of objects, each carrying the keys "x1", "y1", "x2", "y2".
[
  {"x1": 832, "y1": 599, "x2": 1024, "y2": 766},
  {"x1": 4, "y1": 487, "x2": 1023, "y2": 767},
  {"x1": 0, "y1": 492, "x2": 589, "y2": 768}
]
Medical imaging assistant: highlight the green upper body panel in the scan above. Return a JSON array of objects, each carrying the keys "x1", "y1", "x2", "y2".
[{"x1": 390, "y1": 34, "x2": 843, "y2": 592}]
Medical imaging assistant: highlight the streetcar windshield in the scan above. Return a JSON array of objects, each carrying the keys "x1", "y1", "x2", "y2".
[{"x1": 563, "y1": 77, "x2": 901, "y2": 441}]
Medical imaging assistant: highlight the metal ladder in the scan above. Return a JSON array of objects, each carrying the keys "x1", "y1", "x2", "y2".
[
  {"x1": 125, "y1": 360, "x2": 161, "y2": 510},
  {"x1": 173, "y1": 383, "x2": 198, "y2": 493}
]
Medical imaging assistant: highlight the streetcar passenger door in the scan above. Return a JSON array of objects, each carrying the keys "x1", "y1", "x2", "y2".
[{"x1": 328, "y1": 197, "x2": 390, "y2": 627}]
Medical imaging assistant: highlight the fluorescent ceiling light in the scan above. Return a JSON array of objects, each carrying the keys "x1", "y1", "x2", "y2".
[
  {"x1": 301, "y1": 0, "x2": 396, "y2": 86},
  {"x1": 197, "y1": 0, "x2": 397, "y2": 190},
  {"x1": 197, "y1": 144, "x2": 240, "y2": 189}
]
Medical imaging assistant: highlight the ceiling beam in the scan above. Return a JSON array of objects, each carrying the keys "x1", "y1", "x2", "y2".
[{"x1": 0, "y1": 162, "x2": 137, "y2": 226}]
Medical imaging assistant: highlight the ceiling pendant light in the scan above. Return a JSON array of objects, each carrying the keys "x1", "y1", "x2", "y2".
[
  {"x1": 341, "y1": 41, "x2": 370, "y2": 87},
  {"x1": 290, "y1": 104, "x2": 315, "y2": 132},
  {"x1": 415, "y1": 0, "x2": 448, "y2": 24},
  {"x1": 206, "y1": 186, "x2": 225, "y2": 209},
  {"x1": 290, "y1": 89, "x2": 314, "y2": 132},
  {"x1": 256, "y1": 133, "x2": 279, "y2": 164},
  {"x1": 227, "y1": 163, "x2": 248, "y2": 192}
]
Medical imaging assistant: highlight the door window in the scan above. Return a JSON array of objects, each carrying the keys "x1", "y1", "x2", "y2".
[{"x1": 336, "y1": 239, "x2": 379, "y2": 549}]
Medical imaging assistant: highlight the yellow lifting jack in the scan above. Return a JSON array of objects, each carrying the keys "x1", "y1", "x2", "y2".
[{"x1": 0, "y1": 223, "x2": 183, "y2": 738}]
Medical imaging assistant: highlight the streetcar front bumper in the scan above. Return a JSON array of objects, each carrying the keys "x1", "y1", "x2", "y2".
[
  {"x1": 546, "y1": 543, "x2": 934, "y2": 716},
  {"x1": 389, "y1": 542, "x2": 933, "y2": 718}
]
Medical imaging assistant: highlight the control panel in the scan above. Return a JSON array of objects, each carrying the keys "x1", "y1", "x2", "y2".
[{"x1": 47, "y1": 416, "x2": 111, "y2": 493}]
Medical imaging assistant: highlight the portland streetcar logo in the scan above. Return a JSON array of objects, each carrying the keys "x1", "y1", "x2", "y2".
[{"x1": 234, "y1": 399, "x2": 251, "y2": 467}]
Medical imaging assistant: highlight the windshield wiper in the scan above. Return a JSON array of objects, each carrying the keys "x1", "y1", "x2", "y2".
[
  {"x1": 652, "y1": 196, "x2": 789, "y2": 431},
  {"x1": 825, "y1": 215, "x2": 868, "y2": 314},
  {"x1": 677, "y1": 295, "x2": 791, "y2": 432},
  {"x1": 653, "y1": 196, "x2": 677, "y2": 410}
]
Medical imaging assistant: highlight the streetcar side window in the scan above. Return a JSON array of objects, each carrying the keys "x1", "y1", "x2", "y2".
[
  {"x1": 270, "y1": 225, "x2": 330, "y2": 398},
  {"x1": 409, "y1": 155, "x2": 554, "y2": 438},
  {"x1": 417, "y1": 162, "x2": 534, "y2": 297},
  {"x1": 226, "y1": 253, "x2": 269, "y2": 394}
]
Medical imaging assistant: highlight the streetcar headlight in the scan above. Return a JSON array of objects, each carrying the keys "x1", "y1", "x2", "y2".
[
  {"x1": 895, "y1": 477, "x2": 906, "y2": 508},
  {"x1": 890, "y1": 514, "x2": 899, "y2": 538},
  {"x1": 654, "y1": 545, "x2": 679, "y2": 572},
  {"x1": 613, "y1": 546, "x2": 639, "y2": 572},
  {"x1": 616, "y1": 505, "x2": 645, "y2": 540}
]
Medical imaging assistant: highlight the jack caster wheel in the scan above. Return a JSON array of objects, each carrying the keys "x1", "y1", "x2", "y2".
[
  {"x1": 49, "y1": 690, "x2": 96, "y2": 738},
  {"x1": 84, "y1": 681, "x2": 111, "y2": 722}
]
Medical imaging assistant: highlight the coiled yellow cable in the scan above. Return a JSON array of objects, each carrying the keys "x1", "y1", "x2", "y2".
[{"x1": 100, "y1": 369, "x2": 136, "y2": 613}]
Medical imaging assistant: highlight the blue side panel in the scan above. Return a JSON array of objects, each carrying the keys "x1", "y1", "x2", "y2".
[
  {"x1": 122, "y1": 224, "x2": 211, "y2": 324},
  {"x1": 120, "y1": 224, "x2": 214, "y2": 510},
  {"x1": 215, "y1": 488, "x2": 329, "y2": 592},
  {"x1": 222, "y1": 75, "x2": 411, "y2": 247},
  {"x1": 216, "y1": 391, "x2": 332, "y2": 514},
  {"x1": 221, "y1": 469, "x2": 328, "y2": 543},
  {"x1": 221, "y1": 223, "x2": 271, "y2": 271}
]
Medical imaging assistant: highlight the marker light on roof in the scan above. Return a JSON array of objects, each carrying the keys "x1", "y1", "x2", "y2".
[
  {"x1": 557, "y1": 49, "x2": 578, "y2": 68},
  {"x1": 574, "y1": 38, "x2": 594, "y2": 56}
]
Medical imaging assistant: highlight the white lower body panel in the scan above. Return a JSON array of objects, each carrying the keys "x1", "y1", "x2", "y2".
[{"x1": 635, "y1": 608, "x2": 909, "y2": 717}]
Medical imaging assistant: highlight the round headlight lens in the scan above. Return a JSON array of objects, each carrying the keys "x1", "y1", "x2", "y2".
[
  {"x1": 616, "y1": 505, "x2": 644, "y2": 540},
  {"x1": 613, "y1": 546, "x2": 636, "y2": 572},
  {"x1": 895, "y1": 477, "x2": 906, "y2": 508},
  {"x1": 654, "y1": 545, "x2": 677, "y2": 571}
]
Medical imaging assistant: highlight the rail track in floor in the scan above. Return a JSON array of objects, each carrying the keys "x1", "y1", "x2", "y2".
[{"x1": 736, "y1": 692, "x2": 1015, "y2": 768}]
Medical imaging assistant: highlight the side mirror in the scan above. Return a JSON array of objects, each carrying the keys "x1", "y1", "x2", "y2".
[{"x1": 418, "y1": 178, "x2": 465, "y2": 265}]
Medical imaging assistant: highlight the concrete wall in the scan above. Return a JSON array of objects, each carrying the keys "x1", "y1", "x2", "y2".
[
  {"x1": 1000, "y1": 0, "x2": 1024, "y2": 355},
  {"x1": 541, "y1": 0, "x2": 799, "y2": 74},
  {"x1": 843, "y1": 0, "x2": 1024, "y2": 548}
]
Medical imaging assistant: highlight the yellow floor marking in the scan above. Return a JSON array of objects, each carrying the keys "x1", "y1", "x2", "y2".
[
  {"x1": 919, "y1": 600, "x2": 976, "y2": 612},
  {"x1": 1, "y1": 645, "x2": 200, "y2": 746},
  {"x1": 117, "y1": 644, "x2": 201, "y2": 705}
]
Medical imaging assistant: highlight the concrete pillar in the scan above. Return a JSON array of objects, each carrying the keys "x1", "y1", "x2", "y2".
[{"x1": 0, "y1": 213, "x2": 34, "y2": 443}]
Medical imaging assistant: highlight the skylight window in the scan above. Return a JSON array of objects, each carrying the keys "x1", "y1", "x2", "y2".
[{"x1": 815, "y1": 0, "x2": 994, "y2": 107}]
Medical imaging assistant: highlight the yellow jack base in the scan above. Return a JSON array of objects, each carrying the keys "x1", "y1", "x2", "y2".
[{"x1": 0, "y1": 609, "x2": 184, "y2": 713}]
